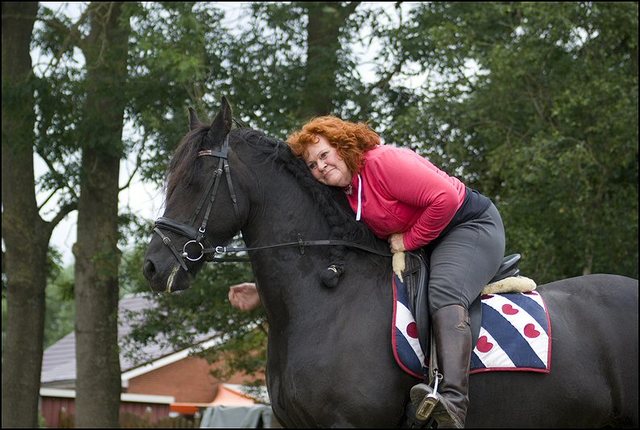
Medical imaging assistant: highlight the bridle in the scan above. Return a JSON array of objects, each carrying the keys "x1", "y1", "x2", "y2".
[
  {"x1": 153, "y1": 128, "x2": 391, "y2": 273},
  {"x1": 153, "y1": 132, "x2": 239, "y2": 271}
]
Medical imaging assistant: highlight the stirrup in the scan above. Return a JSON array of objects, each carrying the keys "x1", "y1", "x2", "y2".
[
  {"x1": 416, "y1": 394, "x2": 440, "y2": 421},
  {"x1": 414, "y1": 372, "x2": 443, "y2": 421}
]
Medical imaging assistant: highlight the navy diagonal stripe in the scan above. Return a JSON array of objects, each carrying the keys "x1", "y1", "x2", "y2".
[
  {"x1": 396, "y1": 327, "x2": 424, "y2": 373},
  {"x1": 481, "y1": 303, "x2": 546, "y2": 368},
  {"x1": 470, "y1": 351, "x2": 485, "y2": 370},
  {"x1": 501, "y1": 293, "x2": 548, "y2": 331}
]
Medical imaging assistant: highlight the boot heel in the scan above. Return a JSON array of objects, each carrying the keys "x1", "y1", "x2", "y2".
[{"x1": 416, "y1": 393, "x2": 439, "y2": 421}]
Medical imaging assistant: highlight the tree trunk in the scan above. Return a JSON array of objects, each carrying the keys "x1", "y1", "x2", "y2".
[
  {"x1": 1, "y1": 3, "x2": 49, "y2": 428},
  {"x1": 73, "y1": 2, "x2": 129, "y2": 427},
  {"x1": 301, "y1": 2, "x2": 358, "y2": 118}
]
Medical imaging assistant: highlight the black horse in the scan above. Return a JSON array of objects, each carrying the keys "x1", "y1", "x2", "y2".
[{"x1": 143, "y1": 98, "x2": 638, "y2": 428}]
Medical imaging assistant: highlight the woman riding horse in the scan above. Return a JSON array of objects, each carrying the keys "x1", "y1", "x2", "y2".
[
  {"x1": 230, "y1": 115, "x2": 506, "y2": 428},
  {"x1": 144, "y1": 98, "x2": 638, "y2": 427}
]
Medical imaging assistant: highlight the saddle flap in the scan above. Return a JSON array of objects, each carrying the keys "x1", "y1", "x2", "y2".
[
  {"x1": 402, "y1": 251, "x2": 430, "y2": 353},
  {"x1": 401, "y1": 251, "x2": 482, "y2": 355}
]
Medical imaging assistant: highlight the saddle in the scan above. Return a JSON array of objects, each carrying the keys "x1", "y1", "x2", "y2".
[{"x1": 401, "y1": 251, "x2": 527, "y2": 354}]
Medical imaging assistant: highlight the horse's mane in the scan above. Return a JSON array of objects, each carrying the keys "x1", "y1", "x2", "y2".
[
  {"x1": 233, "y1": 129, "x2": 381, "y2": 286},
  {"x1": 164, "y1": 124, "x2": 382, "y2": 287}
]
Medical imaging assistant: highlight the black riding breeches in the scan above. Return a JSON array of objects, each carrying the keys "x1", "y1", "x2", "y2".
[{"x1": 426, "y1": 202, "x2": 505, "y2": 313}]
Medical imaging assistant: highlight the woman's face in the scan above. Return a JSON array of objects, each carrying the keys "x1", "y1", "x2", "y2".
[{"x1": 303, "y1": 135, "x2": 353, "y2": 187}]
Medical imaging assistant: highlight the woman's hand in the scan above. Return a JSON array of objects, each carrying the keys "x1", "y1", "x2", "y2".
[
  {"x1": 228, "y1": 282, "x2": 261, "y2": 312},
  {"x1": 388, "y1": 233, "x2": 406, "y2": 254}
]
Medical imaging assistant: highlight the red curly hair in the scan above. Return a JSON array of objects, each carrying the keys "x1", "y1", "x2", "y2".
[{"x1": 287, "y1": 116, "x2": 380, "y2": 173}]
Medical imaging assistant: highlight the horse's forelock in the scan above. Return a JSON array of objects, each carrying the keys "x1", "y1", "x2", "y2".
[{"x1": 166, "y1": 128, "x2": 206, "y2": 201}]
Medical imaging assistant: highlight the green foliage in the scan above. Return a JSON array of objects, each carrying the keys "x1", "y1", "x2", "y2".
[
  {"x1": 32, "y1": 7, "x2": 85, "y2": 201},
  {"x1": 43, "y1": 263, "x2": 75, "y2": 348},
  {"x1": 119, "y1": 237, "x2": 261, "y2": 373},
  {"x1": 392, "y1": 2, "x2": 638, "y2": 282},
  {"x1": 202, "y1": 326, "x2": 267, "y2": 382},
  {"x1": 127, "y1": 2, "x2": 231, "y2": 184},
  {"x1": 118, "y1": 215, "x2": 156, "y2": 297},
  {"x1": 224, "y1": 2, "x2": 308, "y2": 136}
]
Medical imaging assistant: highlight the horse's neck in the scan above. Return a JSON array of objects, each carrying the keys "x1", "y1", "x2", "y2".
[
  {"x1": 243, "y1": 173, "x2": 329, "y2": 242},
  {"x1": 239, "y1": 157, "x2": 337, "y2": 323},
  {"x1": 236, "y1": 143, "x2": 331, "y2": 245}
]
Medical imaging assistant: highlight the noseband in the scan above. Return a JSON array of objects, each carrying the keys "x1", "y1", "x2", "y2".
[{"x1": 153, "y1": 134, "x2": 239, "y2": 271}]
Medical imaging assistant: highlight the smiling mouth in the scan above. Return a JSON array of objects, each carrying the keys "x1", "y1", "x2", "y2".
[{"x1": 323, "y1": 168, "x2": 336, "y2": 179}]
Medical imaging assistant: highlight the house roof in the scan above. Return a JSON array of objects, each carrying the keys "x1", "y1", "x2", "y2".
[{"x1": 41, "y1": 294, "x2": 219, "y2": 387}]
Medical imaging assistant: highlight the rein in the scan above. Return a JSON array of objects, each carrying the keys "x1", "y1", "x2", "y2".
[
  {"x1": 156, "y1": 213, "x2": 390, "y2": 266},
  {"x1": 206, "y1": 236, "x2": 392, "y2": 258}
]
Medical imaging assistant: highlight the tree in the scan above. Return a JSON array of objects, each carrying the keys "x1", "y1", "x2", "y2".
[
  {"x1": 70, "y1": 2, "x2": 131, "y2": 426},
  {"x1": 1, "y1": 2, "x2": 76, "y2": 427},
  {"x1": 111, "y1": 2, "x2": 266, "y2": 382},
  {"x1": 300, "y1": 2, "x2": 360, "y2": 118},
  {"x1": 388, "y1": 2, "x2": 638, "y2": 282}
]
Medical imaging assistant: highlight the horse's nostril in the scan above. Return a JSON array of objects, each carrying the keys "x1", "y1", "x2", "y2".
[{"x1": 143, "y1": 259, "x2": 156, "y2": 280}]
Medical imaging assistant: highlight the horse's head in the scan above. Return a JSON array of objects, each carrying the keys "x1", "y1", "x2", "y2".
[{"x1": 143, "y1": 97, "x2": 250, "y2": 293}]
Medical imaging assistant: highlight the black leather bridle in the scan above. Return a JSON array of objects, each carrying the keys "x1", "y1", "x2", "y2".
[
  {"x1": 153, "y1": 133, "x2": 239, "y2": 271},
  {"x1": 153, "y1": 129, "x2": 391, "y2": 273}
]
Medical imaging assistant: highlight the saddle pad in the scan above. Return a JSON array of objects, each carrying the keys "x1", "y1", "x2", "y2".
[
  {"x1": 392, "y1": 274, "x2": 428, "y2": 379},
  {"x1": 392, "y1": 275, "x2": 551, "y2": 379},
  {"x1": 469, "y1": 291, "x2": 551, "y2": 374}
]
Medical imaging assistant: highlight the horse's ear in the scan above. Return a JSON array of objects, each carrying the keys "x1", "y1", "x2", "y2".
[
  {"x1": 188, "y1": 107, "x2": 200, "y2": 131},
  {"x1": 207, "y1": 96, "x2": 233, "y2": 143}
]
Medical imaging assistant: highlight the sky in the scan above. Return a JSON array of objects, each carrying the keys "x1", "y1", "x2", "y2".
[{"x1": 33, "y1": 2, "x2": 409, "y2": 267}]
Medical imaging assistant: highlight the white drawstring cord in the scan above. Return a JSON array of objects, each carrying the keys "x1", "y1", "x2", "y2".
[{"x1": 356, "y1": 174, "x2": 362, "y2": 221}]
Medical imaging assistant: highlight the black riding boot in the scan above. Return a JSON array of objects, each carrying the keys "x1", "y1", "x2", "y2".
[{"x1": 410, "y1": 304, "x2": 472, "y2": 428}]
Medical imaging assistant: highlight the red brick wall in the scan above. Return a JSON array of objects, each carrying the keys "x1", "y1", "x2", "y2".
[
  {"x1": 127, "y1": 356, "x2": 216, "y2": 402},
  {"x1": 40, "y1": 396, "x2": 171, "y2": 428},
  {"x1": 127, "y1": 356, "x2": 263, "y2": 403}
]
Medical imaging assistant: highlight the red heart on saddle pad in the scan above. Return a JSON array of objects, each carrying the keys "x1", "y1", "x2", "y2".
[
  {"x1": 476, "y1": 336, "x2": 494, "y2": 353},
  {"x1": 524, "y1": 323, "x2": 540, "y2": 338},
  {"x1": 502, "y1": 304, "x2": 519, "y2": 315},
  {"x1": 406, "y1": 322, "x2": 419, "y2": 339}
]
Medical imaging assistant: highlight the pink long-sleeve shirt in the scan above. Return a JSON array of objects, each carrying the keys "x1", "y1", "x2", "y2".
[{"x1": 345, "y1": 145, "x2": 466, "y2": 251}]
